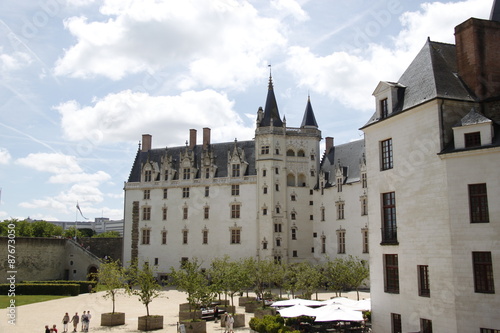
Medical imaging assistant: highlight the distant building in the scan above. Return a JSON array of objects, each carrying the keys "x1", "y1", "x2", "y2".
[
  {"x1": 43, "y1": 218, "x2": 124, "y2": 236},
  {"x1": 122, "y1": 76, "x2": 369, "y2": 275},
  {"x1": 362, "y1": 4, "x2": 500, "y2": 332}
]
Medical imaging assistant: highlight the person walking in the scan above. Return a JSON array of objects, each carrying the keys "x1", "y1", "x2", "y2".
[
  {"x1": 62, "y1": 312, "x2": 69, "y2": 333},
  {"x1": 81, "y1": 311, "x2": 87, "y2": 332},
  {"x1": 224, "y1": 313, "x2": 230, "y2": 333},
  {"x1": 228, "y1": 314, "x2": 235, "y2": 333},
  {"x1": 45, "y1": 325, "x2": 51, "y2": 333},
  {"x1": 51, "y1": 324, "x2": 58, "y2": 332},
  {"x1": 85, "y1": 311, "x2": 91, "y2": 331},
  {"x1": 69, "y1": 313, "x2": 79, "y2": 333}
]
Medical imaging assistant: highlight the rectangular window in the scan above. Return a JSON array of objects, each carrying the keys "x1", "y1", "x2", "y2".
[
  {"x1": 231, "y1": 204, "x2": 241, "y2": 219},
  {"x1": 276, "y1": 184, "x2": 279, "y2": 191},
  {"x1": 420, "y1": 318, "x2": 433, "y2": 333},
  {"x1": 142, "y1": 207, "x2": 151, "y2": 220},
  {"x1": 292, "y1": 250, "x2": 298, "y2": 257},
  {"x1": 380, "y1": 98, "x2": 389, "y2": 118},
  {"x1": 205, "y1": 186, "x2": 209, "y2": 197},
  {"x1": 382, "y1": 192, "x2": 398, "y2": 244},
  {"x1": 337, "y1": 177, "x2": 342, "y2": 192},
  {"x1": 232, "y1": 164, "x2": 240, "y2": 177},
  {"x1": 391, "y1": 313, "x2": 402, "y2": 333},
  {"x1": 154, "y1": 258, "x2": 159, "y2": 266},
  {"x1": 276, "y1": 238, "x2": 281, "y2": 247},
  {"x1": 263, "y1": 187, "x2": 268, "y2": 194},
  {"x1": 182, "y1": 187, "x2": 190, "y2": 198},
  {"x1": 321, "y1": 237, "x2": 326, "y2": 254},
  {"x1": 385, "y1": 254, "x2": 399, "y2": 293},
  {"x1": 418, "y1": 265, "x2": 430, "y2": 297},
  {"x1": 164, "y1": 171, "x2": 168, "y2": 181},
  {"x1": 162, "y1": 207, "x2": 167, "y2": 221},
  {"x1": 291, "y1": 228, "x2": 297, "y2": 240},
  {"x1": 183, "y1": 168, "x2": 190, "y2": 180},
  {"x1": 361, "y1": 172, "x2": 367, "y2": 188},
  {"x1": 231, "y1": 229, "x2": 241, "y2": 244},
  {"x1": 183, "y1": 230, "x2": 188, "y2": 244},
  {"x1": 361, "y1": 197, "x2": 368, "y2": 216},
  {"x1": 161, "y1": 231, "x2": 167, "y2": 245},
  {"x1": 183, "y1": 207, "x2": 188, "y2": 220},
  {"x1": 263, "y1": 169, "x2": 267, "y2": 177},
  {"x1": 310, "y1": 215, "x2": 314, "y2": 221},
  {"x1": 205, "y1": 168, "x2": 210, "y2": 178},
  {"x1": 337, "y1": 202, "x2": 345, "y2": 220},
  {"x1": 261, "y1": 145, "x2": 269, "y2": 154},
  {"x1": 469, "y1": 183, "x2": 489, "y2": 223},
  {"x1": 473, "y1": 251, "x2": 495, "y2": 293},
  {"x1": 202, "y1": 230, "x2": 208, "y2": 244},
  {"x1": 362, "y1": 229, "x2": 369, "y2": 253},
  {"x1": 275, "y1": 167, "x2": 279, "y2": 175},
  {"x1": 143, "y1": 190, "x2": 150, "y2": 200},
  {"x1": 163, "y1": 188, "x2": 168, "y2": 199},
  {"x1": 141, "y1": 229, "x2": 150, "y2": 245},
  {"x1": 321, "y1": 208, "x2": 325, "y2": 221},
  {"x1": 381, "y1": 138, "x2": 393, "y2": 170},
  {"x1": 291, "y1": 195, "x2": 296, "y2": 201},
  {"x1": 144, "y1": 170, "x2": 152, "y2": 182},
  {"x1": 263, "y1": 208, "x2": 267, "y2": 215},
  {"x1": 274, "y1": 223, "x2": 282, "y2": 233},
  {"x1": 337, "y1": 230, "x2": 345, "y2": 254},
  {"x1": 481, "y1": 329, "x2": 500, "y2": 333},
  {"x1": 465, "y1": 131, "x2": 481, "y2": 148},
  {"x1": 204, "y1": 207, "x2": 209, "y2": 219},
  {"x1": 231, "y1": 184, "x2": 240, "y2": 196}
]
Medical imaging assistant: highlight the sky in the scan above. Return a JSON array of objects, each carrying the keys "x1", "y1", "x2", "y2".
[{"x1": 0, "y1": 0, "x2": 493, "y2": 222}]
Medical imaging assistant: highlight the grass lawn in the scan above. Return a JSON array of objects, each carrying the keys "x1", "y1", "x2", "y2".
[{"x1": 0, "y1": 295, "x2": 69, "y2": 309}]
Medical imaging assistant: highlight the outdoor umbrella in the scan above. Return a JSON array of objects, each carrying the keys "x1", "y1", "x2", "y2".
[
  {"x1": 271, "y1": 298, "x2": 324, "y2": 307},
  {"x1": 313, "y1": 305, "x2": 364, "y2": 322},
  {"x1": 277, "y1": 304, "x2": 318, "y2": 318}
]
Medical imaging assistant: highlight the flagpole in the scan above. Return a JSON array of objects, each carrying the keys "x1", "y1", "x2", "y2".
[{"x1": 75, "y1": 202, "x2": 78, "y2": 240}]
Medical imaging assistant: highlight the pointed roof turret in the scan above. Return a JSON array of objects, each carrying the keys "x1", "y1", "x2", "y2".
[
  {"x1": 301, "y1": 95, "x2": 318, "y2": 128},
  {"x1": 259, "y1": 69, "x2": 283, "y2": 127}
]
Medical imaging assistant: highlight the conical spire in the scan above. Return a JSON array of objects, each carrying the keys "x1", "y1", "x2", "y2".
[
  {"x1": 259, "y1": 69, "x2": 283, "y2": 127},
  {"x1": 300, "y1": 95, "x2": 318, "y2": 128}
]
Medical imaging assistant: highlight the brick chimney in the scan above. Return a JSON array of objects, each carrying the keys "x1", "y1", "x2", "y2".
[
  {"x1": 325, "y1": 137, "x2": 334, "y2": 153},
  {"x1": 203, "y1": 127, "x2": 211, "y2": 149},
  {"x1": 141, "y1": 134, "x2": 152, "y2": 152},
  {"x1": 455, "y1": 17, "x2": 500, "y2": 100},
  {"x1": 189, "y1": 129, "x2": 197, "y2": 149}
]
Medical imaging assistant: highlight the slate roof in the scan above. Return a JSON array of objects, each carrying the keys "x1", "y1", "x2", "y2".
[
  {"x1": 454, "y1": 108, "x2": 492, "y2": 127},
  {"x1": 320, "y1": 139, "x2": 365, "y2": 185},
  {"x1": 128, "y1": 140, "x2": 256, "y2": 183},
  {"x1": 260, "y1": 76, "x2": 284, "y2": 127},
  {"x1": 301, "y1": 97, "x2": 318, "y2": 128},
  {"x1": 491, "y1": 0, "x2": 500, "y2": 21},
  {"x1": 362, "y1": 39, "x2": 475, "y2": 128}
]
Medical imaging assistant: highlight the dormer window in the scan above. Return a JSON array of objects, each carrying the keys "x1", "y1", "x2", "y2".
[
  {"x1": 144, "y1": 170, "x2": 152, "y2": 182},
  {"x1": 464, "y1": 132, "x2": 481, "y2": 148},
  {"x1": 380, "y1": 98, "x2": 389, "y2": 118},
  {"x1": 232, "y1": 164, "x2": 240, "y2": 177}
]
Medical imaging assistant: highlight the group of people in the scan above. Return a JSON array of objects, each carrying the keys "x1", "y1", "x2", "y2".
[
  {"x1": 57, "y1": 311, "x2": 92, "y2": 332},
  {"x1": 222, "y1": 313, "x2": 235, "y2": 333}
]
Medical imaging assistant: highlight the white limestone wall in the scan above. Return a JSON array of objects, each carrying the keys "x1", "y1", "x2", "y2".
[
  {"x1": 364, "y1": 101, "x2": 458, "y2": 333},
  {"x1": 442, "y1": 149, "x2": 500, "y2": 332}
]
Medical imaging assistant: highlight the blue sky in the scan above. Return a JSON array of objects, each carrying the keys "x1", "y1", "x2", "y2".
[{"x1": 0, "y1": 0, "x2": 492, "y2": 222}]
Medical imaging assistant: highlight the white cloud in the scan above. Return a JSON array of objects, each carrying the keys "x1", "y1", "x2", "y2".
[
  {"x1": 17, "y1": 153, "x2": 83, "y2": 174},
  {"x1": 285, "y1": 0, "x2": 491, "y2": 111},
  {"x1": 0, "y1": 148, "x2": 11, "y2": 164},
  {"x1": 271, "y1": 0, "x2": 309, "y2": 22},
  {"x1": 0, "y1": 51, "x2": 32, "y2": 71},
  {"x1": 54, "y1": 0, "x2": 286, "y2": 89},
  {"x1": 55, "y1": 89, "x2": 255, "y2": 145}
]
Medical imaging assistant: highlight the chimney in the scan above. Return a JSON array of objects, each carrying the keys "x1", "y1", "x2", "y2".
[
  {"x1": 203, "y1": 127, "x2": 211, "y2": 149},
  {"x1": 455, "y1": 17, "x2": 500, "y2": 100},
  {"x1": 325, "y1": 137, "x2": 334, "y2": 153},
  {"x1": 189, "y1": 129, "x2": 197, "y2": 149},
  {"x1": 141, "y1": 134, "x2": 152, "y2": 152}
]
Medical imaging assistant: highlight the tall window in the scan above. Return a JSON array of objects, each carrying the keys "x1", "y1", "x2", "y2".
[
  {"x1": 391, "y1": 313, "x2": 402, "y2": 333},
  {"x1": 336, "y1": 202, "x2": 345, "y2": 220},
  {"x1": 205, "y1": 186, "x2": 209, "y2": 197},
  {"x1": 473, "y1": 251, "x2": 495, "y2": 293},
  {"x1": 380, "y1": 98, "x2": 389, "y2": 118},
  {"x1": 274, "y1": 223, "x2": 282, "y2": 233},
  {"x1": 204, "y1": 207, "x2": 209, "y2": 219},
  {"x1": 291, "y1": 212, "x2": 296, "y2": 220},
  {"x1": 232, "y1": 164, "x2": 240, "y2": 177},
  {"x1": 142, "y1": 207, "x2": 151, "y2": 220},
  {"x1": 261, "y1": 145, "x2": 269, "y2": 154},
  {"x1": 382, "y1": 192, "x2": 397, "y2": 244},
  {"x1": 205, "y1": 168, "x2": 210, "y2": 178},
  {"x1": 182, "y1": 187, "x2": 190, "y2": 198},
  {"x1": 144, "y1": 170, "x2": 152, "y2": 182},
  {"x1": 362, "y1": 228, "x2": 369, "y2": 253},
  {"x1": 183, "y1": 207, "x2": 188, "y2": 220},
  {"x1": 163, "y1": 188, "x2": 168, "y2": 199},
  {"x1": 231, "y1": 184, "x2": 240, "y2": 196},
  {"x1": 182, "y1": 230, "x2": 188, "y2": 244},
  {"x1": 321, "y1": 236, "x2": 326, "y2": 254},
  {"x1": 141, "y1": 229, "x2": 150, "y2": 245},
  {"x1": 202, "y1": 230, "x2": 208, "y2": 244},
  {"x1": 465, "y1": 131, "x2": 481, "y2": 148},
  {"x1": 361, "y1": 197, "x2": 368, "y2": 216},
  {"x1": 143, "y1": 190, "x2": 150, "y2": 200},
  {"x1": 162, "y1": 207, "x2": 167, "y2": 221},
  {"x1": 276, "y1": 238, "x2": 281, "y2": 247},
  {"x1": 337, "y1": 177, "x2": 343, "y2": 192},
  {"x1": 183, "y1": 168, "x2": 190, "y2": 180},
  {"x1": 161, "y1": 230, "x2": 167, "y2": 245},
  {"x1": 361, "y1": 172, "x2": 367, "y2": 188},
  {"x1": 381, "y1": 138, "x2": 393, "y2": 170},
  {"x1": 231, "y1": 229, "x2": 241, "y2": 244},
  {"x1": 385, "y1": 254, "x2": 399, "y2": 293},
  {"x1": 263, "y1": 186, "x2": 268, "y2": 194},
  {"x1": 337, "y1": 229, "x2": 346, "y2": 254},
  {"x1": 420, "y1": 318, "x2": 433, "y2": 333},
  {"x1": 291, "y1": 228, "x2": 297, "y2": 240},
  {"x1": 321, "y1": 207, "x2": 325, "y2": 221},
  {"x1": 231, "y1": 204, "x2": 241, "y2": 219},
  {"x1": 469, "y1": 183, "x2": 489, "y2": 223},
  {"x1": 418, "y1": 265, "x2": 430, "y2": 297}
]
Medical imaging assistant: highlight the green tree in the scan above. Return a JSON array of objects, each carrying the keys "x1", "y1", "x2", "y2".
[
  {"x1": 249, "y1": 258, "x2": 275, "y2": 308},
  {"x1": 91, "y1": 259, "x2": 129, "y2": 313},
  {"x1": 209, "y1": 255, "x2": 231, "y2": 303},
  {"x1": 294, "y1": 262, "x2": 322, "y2": 300},
  {"x1": 31, "y1": 220, "x2": 63, "y2": 237},
  {"x1": 128, "y1": 260, "x2": 162, "y2": 317},
  {"x1": 345, "y1": 256, "x2": 369, "y2": 300},
  {"x1": 62, "y1": 226, "x2": 85, "y2": 239},
  {"x1": 323, "y1": 257, "x2": 350, "y2": 297},
  {"x1": 93, "y1": 231, "x2": 121, "y2": 238}
]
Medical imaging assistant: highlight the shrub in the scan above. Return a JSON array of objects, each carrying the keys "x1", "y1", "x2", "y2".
[{"x1": 0, "y1": 283, "x2": 80, "y2": 296}]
